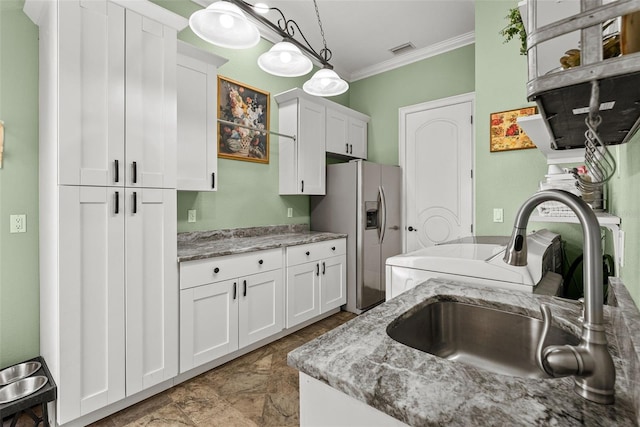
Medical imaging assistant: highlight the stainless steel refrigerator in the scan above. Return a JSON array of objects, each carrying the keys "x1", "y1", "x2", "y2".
[{"x1": 311, "y1": 160, "x2": 402, "y2": 314}]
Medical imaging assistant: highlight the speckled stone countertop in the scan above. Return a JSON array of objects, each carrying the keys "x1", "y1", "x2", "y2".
[
  {"x1": 288, "y1": 278, "x2": 640, "y2": 426},
  {"x1": 177, "y1": 224, "x2": 346, "y2": 262}
]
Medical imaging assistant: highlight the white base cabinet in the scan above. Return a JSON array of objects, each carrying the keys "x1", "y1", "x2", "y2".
[
  {"x1": 179, "y1": 249, "x2": 284, "y2": 373},
  {"x1": 179, "y1": 238, "x2": 346, "y2": 373},
  {"x1": 286, "y1": 239, "x2": 346, "y2": 328},
  {"x1": 58, "y1": 186, "x2": 177, "y2": 422}
]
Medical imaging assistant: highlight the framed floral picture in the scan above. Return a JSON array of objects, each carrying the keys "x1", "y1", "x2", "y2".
[
  {"x1": 218, "y1": 76, "x2": 270, "y2": 163},
  {"x1": 489, "y1": 106, "x2": 537, "y2": 152}
]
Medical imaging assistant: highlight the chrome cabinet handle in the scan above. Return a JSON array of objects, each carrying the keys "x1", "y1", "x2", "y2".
[
  {"x1": 316, "y1": 263, "x2": 319, "y2": 276},
  {"x1": 243, "y1": 280, "x2": 247, "y2": 297},
  {"x1": 115, "y1": 191, "x2": 119, "y2": 214},
  {"x1": 322, "y1": 262, "x2": 325, "y2": 275},
  {"x1": 233, "y1": 282, "x2": 237, "y2": 300},
  {"x1": 114, "y1": 159, "x2": 119, "y2": 183},
  {"x1": 132, "y1": 161, "x2": 137, "y2": 184}
]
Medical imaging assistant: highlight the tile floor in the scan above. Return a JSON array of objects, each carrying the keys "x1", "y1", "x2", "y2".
[{"x1": 4, "y1": 311, "x2": 355, "y2": 427}]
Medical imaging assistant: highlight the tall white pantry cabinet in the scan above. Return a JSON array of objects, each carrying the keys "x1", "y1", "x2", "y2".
[{"x1": 24, "y1": 0, "x2": 187, "y2": 424}]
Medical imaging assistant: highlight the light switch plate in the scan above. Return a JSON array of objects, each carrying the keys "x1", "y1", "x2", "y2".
[
  {"x1": 187, "y1": 210, "x2": 196, "y2": 223},
  {"x1": 287, "y1": 208, "x2": 293, "y2": 218},
  {"x1": 493, "y1": 208, "x2": 504, "y2": 223},
  {"x1": 10, "y1": 214, "x2": 26, "y2": 233}
]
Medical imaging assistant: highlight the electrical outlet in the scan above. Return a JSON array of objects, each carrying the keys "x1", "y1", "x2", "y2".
[
  {"x1": 493, "y1": 208, "x2": 504, "y2": 223},
  {"x1": 187, "y1": 210, "x2": 197, "y2": 223},
  {"x1": 10, "y1": 214, "x2": 27, "y2": 233},
  {"x1": 287, "y1": 207, "x2": 293, "y2": 218}
]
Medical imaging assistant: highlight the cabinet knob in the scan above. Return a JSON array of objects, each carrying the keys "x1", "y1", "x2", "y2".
[
  {"x1": 214, "y1": 267, "x2": 220, "y2": 274},
  {"x1": 306, "y1": 251, "x2": 310, "y2": 256},
  {"x1": 258, "y1": 259, "x2": 264, "y2": 265},
  {"x1": 331, "y1": 246, "x2": 336, "y2": 251}
]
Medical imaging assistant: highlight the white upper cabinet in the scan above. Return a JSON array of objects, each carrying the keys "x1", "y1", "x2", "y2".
[
  {"x1": 277, "y1": 92, "x2": 326, "y2": 195},
  {"x1": 58, "y1": 0, "x2": 125, "y2": 187},
  {"x1": 56, "y1": 1, "x2": 178, "y2": 189},
  {"x1": 275, "y1": 88, "x2": 370, "y2": 195},
  {"x1": 325, "y1": 107, "x2": 368, "y2": 159},
  {"x1": 176, "y1": 42, "x2": 228, "y2": 191}
]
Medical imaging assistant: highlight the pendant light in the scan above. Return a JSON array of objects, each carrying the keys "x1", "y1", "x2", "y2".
[
  {"x1": 189, "y1": 1, "x2": 260, "y2": 49},
  {"x1": 258, "y1": 41, "x2": 313, "y2": 77},
  {"x1": 302, "y1": 0, "x2": 349, "y2": 97},
  {"x1": 303, "y1": 67, "x2": 348, "y2": 96}
]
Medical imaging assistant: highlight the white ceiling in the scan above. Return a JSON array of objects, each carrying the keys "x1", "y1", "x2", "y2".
[{"x1": 194, "y1": 0, "x2": 476, "y2": 82}]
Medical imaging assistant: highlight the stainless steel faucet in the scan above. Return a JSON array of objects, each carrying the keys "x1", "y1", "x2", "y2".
[{"x1": 503, "y1": 189, "x2": 615, "y2": 404}]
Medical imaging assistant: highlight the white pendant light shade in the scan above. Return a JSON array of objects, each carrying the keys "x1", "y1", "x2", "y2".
[
  {"x1": 189, "y1": 1, "x2": 260, "y2": 49},
  {"x1": 303, "y1": 68, "x2": 349, "y2": 97},
  {"x1": 258, "y1": 42, "x2": 313, "y2": 77}
]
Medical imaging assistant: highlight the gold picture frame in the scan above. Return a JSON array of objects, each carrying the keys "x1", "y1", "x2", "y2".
[
  {"x1": 489, "y1": 106, "x2": 537, "y2": 152},
  {"x1": 218, "y1": 76, "x2": 270, "y2": 163}
]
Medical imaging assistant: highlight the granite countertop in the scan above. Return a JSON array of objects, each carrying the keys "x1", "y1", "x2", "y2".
[
  {"x1": 288, "y1": 278, "x2": 640, "y2": 426},
  {"x1": 177, "y1": 224, "x2": 346, "y2": 262}
]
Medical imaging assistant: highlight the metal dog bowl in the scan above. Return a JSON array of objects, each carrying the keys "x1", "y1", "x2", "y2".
[
  {"x1": 0, "y1": 361, "x2": 41, "y2": 386},
  {"x1": 0, "y1": 376, "x2": 48, "y2": 404}
]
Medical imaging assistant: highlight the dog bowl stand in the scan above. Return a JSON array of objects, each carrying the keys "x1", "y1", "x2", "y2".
[{"x1": 0, "y1": 356, "x2": 57, "y2": 427}]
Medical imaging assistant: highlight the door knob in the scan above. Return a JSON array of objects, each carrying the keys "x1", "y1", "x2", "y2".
[{"x1": 408, "y1": 226, "x2": 417, "y2": 232}]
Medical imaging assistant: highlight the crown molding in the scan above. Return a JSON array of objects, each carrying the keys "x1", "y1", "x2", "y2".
[{"x1": 348, "y1": 31, "x2": 475, "y2": 82}]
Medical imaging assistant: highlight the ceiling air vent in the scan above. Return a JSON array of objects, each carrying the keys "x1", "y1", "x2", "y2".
[{"x1": 389, "y1": 42, "x2": 416, "y2": 56}]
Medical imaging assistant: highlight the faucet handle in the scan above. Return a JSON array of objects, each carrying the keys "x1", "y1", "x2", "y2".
[
  {"x1": 536, "y1": 304, "x2": 554, "y2": 375},
  {"x1": 537, "y1": 304, "x2": 585, "y2": 378}
]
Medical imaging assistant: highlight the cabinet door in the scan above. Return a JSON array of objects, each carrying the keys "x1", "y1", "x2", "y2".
[
  {"x1": 125, "y1": 10, "x2": 177, "y2": 189},
  {"x1": 58, "y1": 0, "x2": 125, "y2": 187},
  {"x1": 239, "y1": 270, "x2": 284, "y2": 348},
  {"x1": 125, "y1": 188, "x2": 178, "y2": 395},
  {"x1": 298, "y1": 99, "x2": 326, "y2": 195},
  {"x1": 180, "y1": 280, "x2": 239, "y2": 373},
  {"x1": 348, "y1": 118, "x2": 368, "y2": 159},
  {"x1": 325, "y1": 109, "x2": 349, "y2": 156},
  {"x1": 286, "y1": 262, "x2": 321, "y2": 328},
  {"x1": 58, "y1": 186, "x2": 125, "y2": 422},
  {"x1": 320, "y1": 255, "x2": 347, "y2": 313},
  {"x1": 177, "y1": 51, "x2": 218, "y2": 191}
]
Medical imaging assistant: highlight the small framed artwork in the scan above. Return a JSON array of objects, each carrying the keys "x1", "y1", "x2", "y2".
[
  {"x1": 489, "y1": 106, "x2": 537, "y2": 152},
  {"x1": 218, "y1": 76, "x2": 270, "y2": 163}
]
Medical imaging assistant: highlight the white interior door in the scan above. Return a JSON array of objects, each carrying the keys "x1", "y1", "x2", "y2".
[{"x1": 400, "y1": 93, "x2": 474, "y2": 252}]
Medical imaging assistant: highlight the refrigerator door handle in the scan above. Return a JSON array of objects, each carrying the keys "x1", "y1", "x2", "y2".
[{"x1": 378, "y1": 185, "x2": 387, "y2": 244}]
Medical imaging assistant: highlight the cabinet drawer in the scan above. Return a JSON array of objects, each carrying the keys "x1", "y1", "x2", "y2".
[
  {"x1": 287, "y1": 239, "x2": 346, "y2": 266},
  {"x1": 180, "y1": 248, "x2": 283, "y2": 289}
]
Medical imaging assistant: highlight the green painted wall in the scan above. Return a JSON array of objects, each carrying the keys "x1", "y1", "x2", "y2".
[
  {"x1": 349, "y1": 45, "x2": 475, "y2": 165},
  {"x1": 0, "y1": 0, "x2": 40, "y2": 367}
]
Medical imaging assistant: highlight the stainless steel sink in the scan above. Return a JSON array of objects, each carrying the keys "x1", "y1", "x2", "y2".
[{"x1": 386, "y1": 301, "x2": 579, "y2": 379}]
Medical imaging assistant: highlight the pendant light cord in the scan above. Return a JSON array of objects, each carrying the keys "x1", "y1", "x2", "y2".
[{"x1": 312, "y1": 0, "x2": 332, "y2": 64}]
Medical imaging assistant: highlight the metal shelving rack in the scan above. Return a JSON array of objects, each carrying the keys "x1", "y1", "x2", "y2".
[{"x1": 525, "y1": 0, "x2": 640, "y2": 150}]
